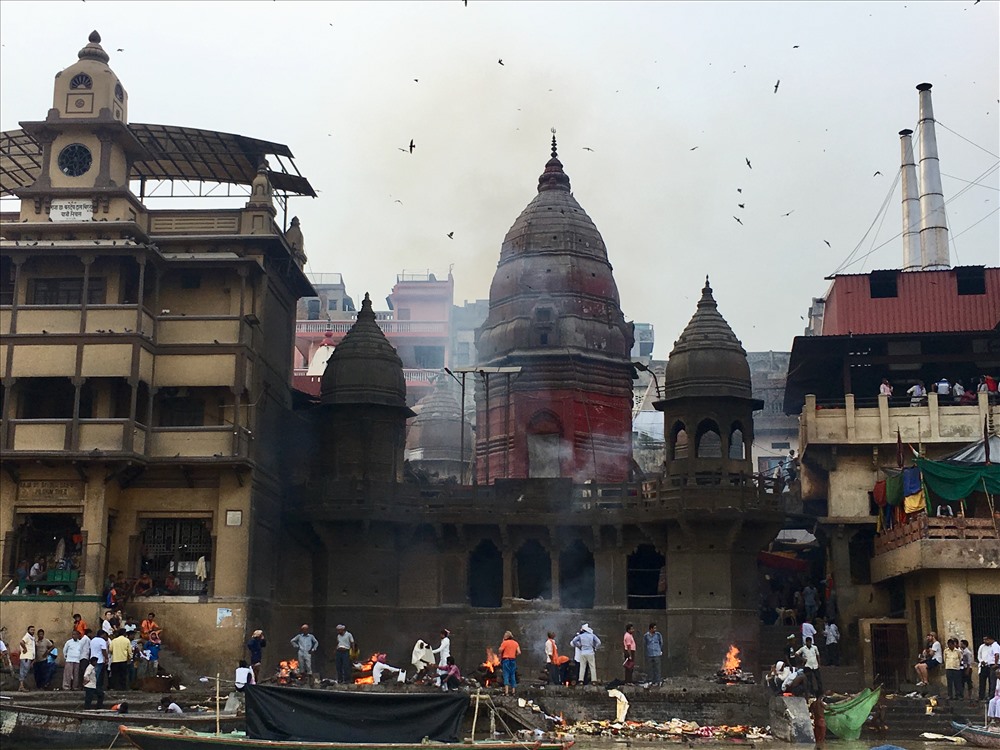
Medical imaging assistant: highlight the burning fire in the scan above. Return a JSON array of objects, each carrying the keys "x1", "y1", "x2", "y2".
[
  {"x1": 481, "y1": 647, "x2": 500, "y2": 673},
  {"x1": 354, "y1": 653, "x2": 380, "y2": 684},
  {"x1": 722, "y1": 644, "x2": 741, "y2": 674},
  {"x1": 277, "y1": 659, "x2": 299, "y2": 685}
]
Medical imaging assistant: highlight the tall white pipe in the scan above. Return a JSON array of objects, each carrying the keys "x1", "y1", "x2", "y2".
[
  {"x1": 899, "y1": 129, "x2": 922, "y2": 271},
  {"x1": 916, "y1": 83, "x2": 950, "y2": 269}
]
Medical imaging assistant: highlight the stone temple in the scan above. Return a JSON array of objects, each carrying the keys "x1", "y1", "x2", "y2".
[{"x1": 280, "y1": 138, "x2": 784, "y2": 677}]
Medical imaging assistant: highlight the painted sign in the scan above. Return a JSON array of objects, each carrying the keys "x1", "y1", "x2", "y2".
[
  {"x1": 18, "y1": 480, "x2": 85, "y2": 502},
  {"x1": 49, "y1": 198, "x2": 93, "y2": 222}
]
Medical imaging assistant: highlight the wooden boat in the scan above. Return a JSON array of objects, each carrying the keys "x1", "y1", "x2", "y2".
[
  {"x1": 951, "y1": 721, "x2": 1000, "y2": 748},
  {"x1": 822, "y1": 686, "x2": 881, "y2": 741},
  {"x1": 120, "y1": 726, "x2": 569, "y2": 750},
  {"x1": 0, "y1": 701, "x2": 244, "y2": 748}
]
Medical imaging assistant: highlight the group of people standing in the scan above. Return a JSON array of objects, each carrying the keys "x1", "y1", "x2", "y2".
[
  {"x1": 916, "y1": 631, "x2": 999, "y2": 701},
  {"x1": 5, "y1": 610, "x2": 165, "y2": 709},
  {"x1": 881, "y1": 375, "x2": 998, "y2": 406}
]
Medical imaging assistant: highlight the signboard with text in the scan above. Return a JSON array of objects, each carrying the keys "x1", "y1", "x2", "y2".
[{"x1": 49, "y1": 198, "x2": 94, "y2": 222}]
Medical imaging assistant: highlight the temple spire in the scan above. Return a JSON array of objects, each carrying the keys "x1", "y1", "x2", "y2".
[{"x1": 537, "y1": 128, "x2": 570, "y2": 193}]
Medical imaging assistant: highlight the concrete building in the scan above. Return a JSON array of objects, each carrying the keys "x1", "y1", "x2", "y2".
[
  {"x1": 0, "y1": 32, "x2": 314, "y2": 664},
  {"x1": 783, "y1": 83, "x2": 1000, "y2": 689},
  {"x1": 293, "y1": 271, "x2": 452, "y2": 404}
]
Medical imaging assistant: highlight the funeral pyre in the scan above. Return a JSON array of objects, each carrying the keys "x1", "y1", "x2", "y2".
[
  {"x1": 476, "y1": 647, "x2": 502, "y2": 687},
  {"x1": 713, "y1": 644, "x2": 755, "y2": 685}
]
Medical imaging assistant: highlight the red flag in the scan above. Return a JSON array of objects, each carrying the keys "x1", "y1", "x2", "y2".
[{"x1": 896, "y1": 427, "x2": 904, "y2": 468}]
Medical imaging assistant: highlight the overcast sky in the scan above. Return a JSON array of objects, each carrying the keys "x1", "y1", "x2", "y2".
[{"x1": 1, "y1": 0, "x2": 997, "y2": 353}]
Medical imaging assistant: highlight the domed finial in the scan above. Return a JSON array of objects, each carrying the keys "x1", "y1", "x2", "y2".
[
  {"x1": 698, "y1": 275, "x2": 717, "y2": 309},
  {"x1": 78, "y1": 30, "x2": 110, "y2": 63},
  {"x1": 358, "y1": 292, "x2": 376, "y2": 321},
  {"x1": 538, "y1": 128, "x2": 570, "y2": 193}
]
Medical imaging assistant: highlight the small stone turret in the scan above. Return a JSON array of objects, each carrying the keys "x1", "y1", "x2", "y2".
[{"x1": 319, "y1": 293, "x2": 414, "y2": 482}]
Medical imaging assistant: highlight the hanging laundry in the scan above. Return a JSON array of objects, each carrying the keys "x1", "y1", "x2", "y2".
[
  {"x1": 885, "y1": 473, "x2": 904, "y2": 506},
  {"x1": 904, "y1": 489, "x2": 926, "y2": 515},
  {"x1": 872, "y1": 480, "x2": 887, "y2": 507},
  {"x1": 902, "y1": 466, "x2": 922, "y2": 496}
]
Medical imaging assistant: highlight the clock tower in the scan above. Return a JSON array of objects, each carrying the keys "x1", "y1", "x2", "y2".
[{"x1": 18, "y1": 30, "x2": 146, "y2": 222}]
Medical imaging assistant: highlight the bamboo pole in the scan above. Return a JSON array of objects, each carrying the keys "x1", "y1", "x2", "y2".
[{"x1": 216, "y1": 672, "x2": 221, "y2": 735}]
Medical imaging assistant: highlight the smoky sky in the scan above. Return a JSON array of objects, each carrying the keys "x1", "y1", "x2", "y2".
[{"x1": 1, "y1": 1, "x2": 997, "y2": 352}]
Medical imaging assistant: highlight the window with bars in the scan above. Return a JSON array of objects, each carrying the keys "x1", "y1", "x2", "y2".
[{"x1": 140, "y1": 518, "x2": 212, "y2": 594}]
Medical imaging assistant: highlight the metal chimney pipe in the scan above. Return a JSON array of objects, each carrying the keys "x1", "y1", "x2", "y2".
[
  {"x1": 899, "y1": 129, "x2": 922, "y2": 271},
  {"x1": 916, "y1": 83, "x2": 950, "y2": 269}
]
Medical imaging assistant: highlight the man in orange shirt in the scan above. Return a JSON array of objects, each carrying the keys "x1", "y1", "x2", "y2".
[
  {"x1": 498, "y1": 630, "x2": 521, "y2": 697},
  {"x1": 72, "y1": 613, "x2": 88, "y2": 637},
  {"x1": 140, "y1": 613, "x2": 159, "y2": 641}
]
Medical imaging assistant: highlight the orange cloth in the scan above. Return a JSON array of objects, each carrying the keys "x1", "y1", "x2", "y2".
[
  {"x1": 140, "y1": 619, "x2": 159, "y2": 639},
  {"x1": 73, "y1": 619, "x2": 88, "y2": 637},
  {"x1": 498, "y1": 639, "x2": 520, "y2": 660}
]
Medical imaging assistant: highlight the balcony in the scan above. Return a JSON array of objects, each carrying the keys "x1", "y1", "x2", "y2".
[
  {"x1": 871, "y1": 515, "x2": 1000, "y2": 582},
  {"x1": 801, "y1": 392, "x2": 997, "y2": 451},
  {"x1": 8, "y1": 419, "x2": 146, "y2": 454},
  {"x1": 295, "y1": 319, "x2": 449, "y2": 336},
  {"x1": 147, "y1": 426, "x2": 250, "y2": 459},
  {"x1": 292, "y1": 368, "x2": 438, "y2": 397},
  {"x1": 157, "y1": 315, "x2": 242, "y2": 345}
]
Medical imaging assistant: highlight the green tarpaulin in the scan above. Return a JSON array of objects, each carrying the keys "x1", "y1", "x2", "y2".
[{"x1": 914, "y1": 458, "x2": 1000, "y2": 501}]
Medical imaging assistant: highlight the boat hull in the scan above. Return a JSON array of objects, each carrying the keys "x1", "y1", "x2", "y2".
[
  {"x1": 0, "y1": 703, "x2": 244, "y2": 748},
  {"x1": 951, "y1": 721, "x2": 1000, "y2": 748},
  {"x1": 120, "y1": 727, "x2": 551, "y2": 750}
]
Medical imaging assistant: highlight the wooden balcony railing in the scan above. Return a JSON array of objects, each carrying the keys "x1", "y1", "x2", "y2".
[{"x1": 874, "y1": 515, "x2": 999, "y2": 555}]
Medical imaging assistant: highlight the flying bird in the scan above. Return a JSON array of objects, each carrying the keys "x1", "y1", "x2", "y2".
[
  {"x1": 873, "y1": 170, "x2": 882, "y2": 177},
  {"x1": 823, "y1": 240, "x2": 831, "y2": 248},
  {"x1": 745, "y1": 158, "x2": 752, "y2": 169},
  {"x1": 774, "y1": 79, "x2": 780, "y2": 93},
  {"x1": 733, "y1": 216, "x2": 743, "y2": 225},
  {"x1": 116, "y1": 48, "x2": 125, "y2": 52},
  {"x1": 409, "y1": 139, "x2": 415, "y2": 153},
  {"x1": 498, "y1": 59, "x2": 504, "y2": 66},
  {"x1": 397, "y1": 148, "x2": 407, "y2": 152},
  {"x1": 394, "y1": 199, "x2": 403, "y2": 204},
  {"x1": 738, "y1": 203, "x2": 745, "y2": 209},
  {"x1": 582, "y1": 147, "x2": 595, "y2": 152},
  {"x1": 447, "y1": 232, "x2": 454, "y2": 239},
  {"x1": 793, "y1": 45, "x2": 800, "y2": 48},
  {"x1": 781, "y1": 210, "x2": 795, "y2": 217},
  {"x1": 737, "y1": 188, "x2": 742, "y2": 193},
  {"x1": 689, "y1": 146, "x2": 699, "y2": 151}
]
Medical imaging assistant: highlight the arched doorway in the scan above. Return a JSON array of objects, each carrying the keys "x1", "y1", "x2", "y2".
[
  {"x1": 559, "y1": 539, "x2": 594, "y2": 609},
  {"x1": 468, "y1": 539, "x2": 502, "y2": 608},
  {"x1": 515, "y1": 540, "x2": 551, "y2": 600},
  {"x1": 627, "y1": 544, "x2": 665, "y2": 609}
]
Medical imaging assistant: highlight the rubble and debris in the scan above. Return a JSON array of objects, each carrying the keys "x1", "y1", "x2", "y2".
[{"x1": 556, "y1": 717, "x2": 771, "y2": 741}]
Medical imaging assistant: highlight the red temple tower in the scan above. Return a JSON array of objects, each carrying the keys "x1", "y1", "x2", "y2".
[{"x1": 474, "y1": 134, "x2": 635, "y2": 482}]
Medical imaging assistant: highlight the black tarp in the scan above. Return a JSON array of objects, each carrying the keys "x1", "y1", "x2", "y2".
[{"x1": 244, "y1": 685, "x2": 469, "y2": 743}]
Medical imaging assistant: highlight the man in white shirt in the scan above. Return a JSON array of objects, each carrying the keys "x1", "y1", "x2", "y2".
[
  {"x1": 89, "y1": 632, "x2": 108, "y2": 690},
  {"x1": 795, "y1": 636, "x2": 823, "y2": 698},
  {"x1": 978, "y1": 636, "x2": 1000, "y2": 701},
  {"x1": 824, "y1": 620, "x2": 841, "y2": 666},
  {"x1": 333, "y1": 624, "x2": 353, "y2": 684},
  {"x1": 801, "y1": 619, "x2": 817, "y2": 645},
  {"x1": 18, "y1": 626, "x2": 36, "y2": 692},
  {"x1": 935, "y1": 378, "x2": 950, "y2": 396},
  {"x1": 77, "y1": 629, "x2": 92, "y2": 688},
  {"x1": 570, "y1": 624, "x2": 602, "y2": 685},
  {"x1": 371, "y1": 654, "x2": 405, "y2": 685},
  {"x1": 915, "y1": 632, "x2": 943, "y2": 686},
  {"x1": 432, "y1": 629, "x2": 451, "y2": 686},
  {"x1": 62, "y1": 631, "x2": 85, "y2": 690},
  {"x1": 83, "y1": 657, "x2": 104, "y2": 710},
  {"x1": 235, "y1": 659, "x2": 256, "y2": 690}
]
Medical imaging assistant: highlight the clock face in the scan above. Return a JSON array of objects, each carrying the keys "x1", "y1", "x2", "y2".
[{"x1": 57, "y1": 143, "x2": 93, "y2": 177}]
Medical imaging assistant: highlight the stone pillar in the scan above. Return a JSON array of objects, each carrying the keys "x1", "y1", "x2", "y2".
[{"x1": 664, "y1": 517, "x2": 780, "y2": 676}]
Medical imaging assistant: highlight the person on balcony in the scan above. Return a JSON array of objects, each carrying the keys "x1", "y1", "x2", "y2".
[
  {"x1": 879, "y1": 379, "x2": 893, "y2": 398},
  {"x1": 907, "y1": 381, "x2": 927, "y2": 407},
  {"x1": 935, "y1": 378, "x2": 951, "y2": 398},
  {"x1": 953, "y1": 380, "x2": 966, "y2": 404}
]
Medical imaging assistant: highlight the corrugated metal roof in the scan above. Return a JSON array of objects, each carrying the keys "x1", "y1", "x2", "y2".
[{"x1": 820, "y1": 267, "x2": 1000, "y2": 335}]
